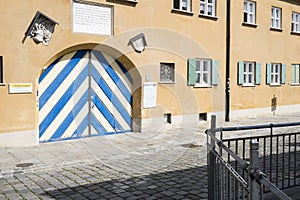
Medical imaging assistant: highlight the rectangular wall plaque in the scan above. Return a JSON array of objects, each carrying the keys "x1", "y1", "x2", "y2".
[
  {"x1": 143, "y1": 82, "x2": 157, "y2": 108},
  {"x1": 9, "y1": 83, "x2": 33, "y2": 94},
  {"x1": 72, "y1": 1, "x2": 113, "y2": 35}
]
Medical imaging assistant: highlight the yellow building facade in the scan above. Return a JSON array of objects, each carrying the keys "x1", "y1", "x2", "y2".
[{"x1": 0, "y1": 0, "x2": 299, "y2": 146}]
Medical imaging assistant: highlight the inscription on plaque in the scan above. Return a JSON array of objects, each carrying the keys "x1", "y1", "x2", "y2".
[{"x1": 73, "y1": 2, "x2": 113, "y2": 35}]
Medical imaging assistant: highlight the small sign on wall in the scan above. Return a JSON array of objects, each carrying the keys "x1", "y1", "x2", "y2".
[
  {"x1": 72, "y1": 1, "x2": 113, "y2": 36},
  {"x1": 9, "y1": 83, "x2": 33, "y2": 94},
  {"x1": 143, "y1": 82, "x2": 157, "y2": 108}
]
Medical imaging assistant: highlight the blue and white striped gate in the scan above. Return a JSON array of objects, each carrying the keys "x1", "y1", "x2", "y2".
[{"x1": 38, "y1": 50, "x2": 132, "y2": 142}]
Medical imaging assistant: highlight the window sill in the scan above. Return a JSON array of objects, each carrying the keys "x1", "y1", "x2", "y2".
[
  {"x1": 159, "y1": 81, "x2": 176, "y2": 84},
  {"x1": 290, "y1": 83, "x2": 300, "y2": 86},
  {"x1": 171, "y1": 9, "x2": 194, "y2": 16},
  {"x1": 0, "y1": 83, "x2": 5, "y2": 86},
  {"x1": 194, "y1": 84, "x2": 213, "y2": 88},
  {"x1": 291, "y1": 31, "x2": 300, "y2": 36},
  {"x1": 270, "y1": 27, "x2": 283, "y2": 32},
  {"x1": 242, "y1": 22, "x2": 258, "y2": 28},
  {"x1": 198, "y1": 14, "x2": 218, "y2": 21},
  {"x1": 106, "y1": 0, "x2": 138, "y2": 6},
  {"x1": 269, "y1": 83, "x2": 281, "y2": 87},
  {"x1": 242, "y1": 84, "x2": 255, "y2": 87}
]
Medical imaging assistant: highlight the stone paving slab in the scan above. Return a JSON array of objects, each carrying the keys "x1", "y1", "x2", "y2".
[{"x1": 0, "y1": 112, "x2": 300, "y2": 199}]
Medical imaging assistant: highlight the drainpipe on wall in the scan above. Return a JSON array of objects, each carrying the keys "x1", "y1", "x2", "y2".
[{"x1": 225, "y1": 0, "x2": 231, "y2": 122}]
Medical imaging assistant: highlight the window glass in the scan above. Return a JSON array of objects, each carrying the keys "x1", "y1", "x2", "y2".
[
  {"x1": 182, "y1": 0, "x2": 187, "y2": 10},
  {"x1": 174, "y1": 0, "x2": 180, "y2": 9},
  {"x1": 200, "y1": 0, "x2": 215, "y2": 16},
  {"x1": 244, "y1": 1, "x2": 256, "y2": 24}
]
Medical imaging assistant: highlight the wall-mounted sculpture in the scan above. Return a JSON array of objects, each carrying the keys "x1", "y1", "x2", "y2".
[{"x1": 24, "y1": 11, "x2": 59, "y2": 46}]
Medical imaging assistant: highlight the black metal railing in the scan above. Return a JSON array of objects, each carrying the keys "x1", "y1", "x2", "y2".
[
  {"x1": 206, "y1": 115, "x2": 299, "y2": 200},
  {"x1": 219, "y1": 122, "x2": 300, "y2": 191}
]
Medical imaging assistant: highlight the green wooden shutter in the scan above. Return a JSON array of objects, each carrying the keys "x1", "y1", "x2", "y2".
[
  {"x1": 238, "y1": 61, "x2": 244, "y2": 85},
  {"x1": 291, "y1": 64, "x2": 296, "y2": 83},
  {"x1": 296, "y1": 65, "x2": 300, "y2": 83},
  {"x1": 255, "y1": 62, "x2": 261, "y2": 85},
  {"x1": 212, "y1": 60, "x2": 219, "y2": 86},
  {"x1": 266, "y1": 63, "x2": 272, "y2": 85},
  {"x1": 188, "y1": 58, "x2": 196, "y2": 86},
  {"x1": 281, "y1": 64, "x2": 286, "y2": 84}
]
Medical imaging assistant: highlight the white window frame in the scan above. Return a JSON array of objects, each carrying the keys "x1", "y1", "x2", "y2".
[
  {"x1": 200, "y1": 0, "x2": 216, "y2": 17},
  {"x1": 292, "y1": 12, "x2": 300, "y2": 33},
  {"x1": 243, "y1": 62, "x2": 255, "y2": 86},
  {"x1": 244, "y1": 0, "x2": 256, "y2": 24},
  {"x1": 195, "y1": 59, "x2": 212, "y2": 86},
  {"x1": 271, "y1": 7, "x2": 282, "y2": 29},
  {"x1": 291, "y1": 64, "x2": 300, "y2": 84},
  {"x1": 271, "y1": 63, "x2": 281, "y2": 85},
  {"x1": 174, "y1": 0, "x2": 192, "y2": 12}
]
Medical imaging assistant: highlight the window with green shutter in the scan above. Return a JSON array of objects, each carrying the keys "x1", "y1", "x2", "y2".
[
  {"x1": 187, "y1": 58, "x2": 218, "y2": 87},
  {"x1": 255, "y1": 62, "x2": 261, "y2": 85},
  {"x1": 238, "y1": 61, "x2": 244, "y2": 85},
  {"x1": 188, "y1": 58, "x2": 196, "y2": 86},
  {"x1": 291, "y1": 64, "x2": 300, "y2": 84},
  {"x1": 238, "y1": 61, "x2": 260, "y2": 86},
  {"x1": 266, "y1": 63, "x2": 284, "y2": 85},
  {"x1": 212, "y1": 60, "x2": 219, "y2": 86},
  {"x1": 281, "y1": 64, "x2": 286, "y2": 84}
]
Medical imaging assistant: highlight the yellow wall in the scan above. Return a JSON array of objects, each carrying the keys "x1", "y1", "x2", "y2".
[
  {"x1": 231, "y1": 0, "x2": 300, "y2": 111},
  {"x1": 1, "y1": 0, "x2": 299, "y2": 137},
  {"x1": 0, "y1": 0, "x2": 226, "y2": 134}
]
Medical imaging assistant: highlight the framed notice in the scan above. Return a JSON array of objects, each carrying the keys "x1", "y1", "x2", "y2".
[
  {"x1": 143, "y1": 82, "x2": 157, "y2": 108},
  {"x1": 9, "y1": 83, "x2": 33, "y2": 94},
  {"x1": 72, "y1": 1, "x2": 113, "y2": 35}
]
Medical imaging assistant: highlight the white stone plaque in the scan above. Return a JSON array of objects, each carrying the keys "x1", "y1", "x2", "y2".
[
  {"x1": 73, "y1": 2, "x2": 113, "y2": 35},
  {"x1": 9, "y1": 83, "x2": 33, "y2": 94},
  {"x1": 143, "y1": 82, "x2": 157, "y2": 108}
]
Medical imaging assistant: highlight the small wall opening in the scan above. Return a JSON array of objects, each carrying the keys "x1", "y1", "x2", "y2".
[
  {"x1": 199, "y1": 113, "x2": 207, "y2": 121},
  {"x1": 164, "y1": 113, "x2": 172, "y2": 124}
]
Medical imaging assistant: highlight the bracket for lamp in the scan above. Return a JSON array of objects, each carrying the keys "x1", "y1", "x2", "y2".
[{"x1": 128, "y1": 33, "x2": 147, "y2": 53}]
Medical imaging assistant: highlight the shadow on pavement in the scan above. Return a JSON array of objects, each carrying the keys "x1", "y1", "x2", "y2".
[{"x1": 41, "y1": 165, "x2": 208, "y2": 200}]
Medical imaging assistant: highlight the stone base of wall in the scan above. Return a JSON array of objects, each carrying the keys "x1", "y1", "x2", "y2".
[
  {"x1": 212, "y1": 104, "x2": 300, "y2": 122},
  {"x1": 1, "y1": 104, "x2": 300, "y2": 147},
  {"x1": 0, "y1": 129, "x2": 38, "y2": 147}
]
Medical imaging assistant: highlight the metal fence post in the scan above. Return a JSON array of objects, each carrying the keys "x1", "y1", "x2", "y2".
[
  {"x1": 208, "y1": 115, "x2": 216, "y2": 200},
  {"x1": 250, "y1": 139, "x2": 263, "y2": 200}
]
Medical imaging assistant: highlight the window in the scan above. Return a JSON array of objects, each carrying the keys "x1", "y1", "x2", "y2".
[
  {"x1": 174, "y1": 0, "x2": 192, "y2": 12},
  {"x1": 0, "y1": 56, "x2": 3, "y2": 84},
  {"x1": 160, "y1": 63, "x2": 175, "y2": 83},
  {"x1": 291, "y1": 64, "x2": 300, "y2": 84},
  {"x1": 266, "y1": 63, "x2": 286, "y2": 85},
  {"x1": 200, "y1": 0, "x2": 216, "y2": 17},
  {"x1": 271, "y1": 64, "x2": 280, "y2": 84},
  {"x1": 292, "y1": 12, "x2": 300, "y2": 33},
  {"x1": 271, "y1": 7, "x2": 282, "y2": 29},
  {"x1": 244, "y1": 1, "x2": 256, "y2": 24},
  {"x1": 196, "y1": 59, "x2": 211, "y2": 86},
  {"x1": 188, "y1": 58, "x2": 218, "y2": 87},
  {"x1": 238, "y1": 61, "x2": 261, "y2": 86}
]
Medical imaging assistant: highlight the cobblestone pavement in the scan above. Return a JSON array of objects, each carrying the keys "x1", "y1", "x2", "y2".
[
  {"x1": 1, "y1": 112, "x2": 300, "y2": 199},
  {"x1": 0, "y1": 142, "x2": 208, "y2": 200}
]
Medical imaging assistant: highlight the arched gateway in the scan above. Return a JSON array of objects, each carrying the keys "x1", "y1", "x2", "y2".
[{"x1": 38, "y1": 50, "x2": 133, "y2": 142}]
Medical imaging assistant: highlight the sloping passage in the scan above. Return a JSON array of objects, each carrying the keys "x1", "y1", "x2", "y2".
[{"x1": 38, "y1": 50, "x2": 132, "y2": 142}]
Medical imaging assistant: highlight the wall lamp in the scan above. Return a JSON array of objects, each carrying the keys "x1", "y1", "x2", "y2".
[{"x1": 129, "y1": 33, "x2": 147, "y2": 53}]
